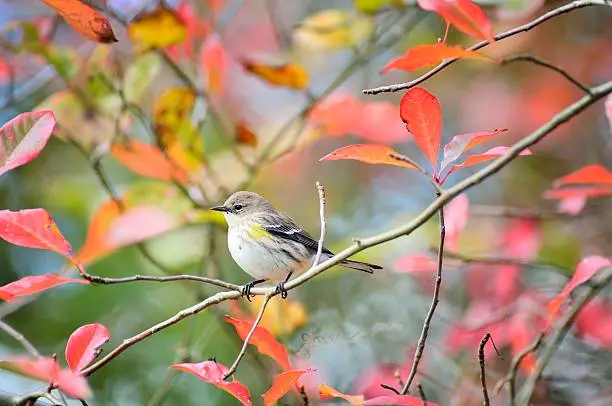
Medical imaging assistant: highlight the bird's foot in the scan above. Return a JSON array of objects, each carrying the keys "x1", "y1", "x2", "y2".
[
  {"x1": 275, "y1": 281, "x2": 289, "y2": 299},
  {"x1": 240, "y1": 279, "x2": 265, "y2": 302}
]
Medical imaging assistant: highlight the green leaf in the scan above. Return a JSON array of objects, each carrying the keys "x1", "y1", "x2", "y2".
[{"x1": 124, "y1": 53, "x2": 162, "y2": 103}]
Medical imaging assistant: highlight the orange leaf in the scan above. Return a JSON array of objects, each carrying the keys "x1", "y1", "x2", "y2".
[
  {"x1": 320, "y1": 144, "x2": 418, "y2": 170},
  {"x1": 200, "y1": 37, "x2": 228, "y2": 95},
  {"x1": 418, "y1": 0, "x2": 494, "y2": 43},
  {"x1": 111, "y1": 140, "x2": 188, "y2": 184},
  {"x1": 399, "y1": 87, "x2": 441, "y2": 170},
  {"x1": 242, "y1": 61, "x2": 309, "y2": 90},
  {"x1": 547, "y1": 256, "x2": 612, "y2": 324},
  {"x1": 0, "y1": 357, "x2": 91, "y2": 398},
  {"x1": 552, "y1": 164, "x2": 612, "y2": 187},
  {"x1": 0, "y1": 110, "x2": 56, "y2": 177},
  {"x1": 0, "y1": 208, "x2": 80, "y2": 265},
  {"x1": 236, "y1": 124, "x2": 258, "y2": 147},
  {"x1": 262, "y1": 369, "x2": 312, "y2": 406},
  {"x1": 0, "y1": 274, "x2": 88, "y2": 302},
  {"x1": 444, "y1": 146, "x2": 532, "y2": 181},
  {"x1": 77, "y1": 200, "x2": 122, "y2": 264},
  {"x1": 440, "y1": 128, "x2": 508, "y2": 172},
  {"x1": 65, "y1": 323, "x2": 110, "y2": 373},
  {"x1": 41, "y1": 0, "x2": 116, "y2": 43},
  {"x1": 319, "y1": 384, "x2": 364, "y2": 405},
  {"x1": 382, "y1": 42, "x2": 490, "y2": 73},
  {"x1": 170, "y1": 361, "x2": 252, "y2": 406},
  {"x1": 225, "y1": 316, "x2": 291, "y2": 371}
]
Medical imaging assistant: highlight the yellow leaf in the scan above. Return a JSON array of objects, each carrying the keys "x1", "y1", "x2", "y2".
[
  {"x1": 128, "y1": 4, "x2": 187, "y2": 52},
  {"x1": 294, "y1": 9, "x2": 374, "y2": 50},
  {"x1": 242, "y1": 61, "x2": 309, "y2": 90},
  {"x1": 354, "y1": 0, "x2": 406, "y2": 14},
  {"x1": 246, "y1": 296, "x2": 308, "y2": 336}
]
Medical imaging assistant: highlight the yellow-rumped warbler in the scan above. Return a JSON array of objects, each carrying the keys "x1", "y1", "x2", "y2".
[{"x1": 211, "y1": 191, "x2": 382, "y2": 299}]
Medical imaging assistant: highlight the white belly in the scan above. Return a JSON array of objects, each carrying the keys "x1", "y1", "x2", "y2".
[{"x1": 227, "y1": 224, "x2": 312, "y2": 281}]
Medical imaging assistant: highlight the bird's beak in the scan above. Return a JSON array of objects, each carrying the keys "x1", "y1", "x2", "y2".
[{"x1": 211, "y1": 205, "x2": 230, "y2": 213}]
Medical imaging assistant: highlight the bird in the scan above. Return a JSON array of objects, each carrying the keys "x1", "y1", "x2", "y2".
[{"x1": 211, "y1": 191, "x2": 382, "y2": 299}]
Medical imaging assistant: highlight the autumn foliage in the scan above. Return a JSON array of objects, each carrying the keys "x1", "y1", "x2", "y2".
[{"x1": 1, "y1": 0, "x2": 612, "y2": 405}]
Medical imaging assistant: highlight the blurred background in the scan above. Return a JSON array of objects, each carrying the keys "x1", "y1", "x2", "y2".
[{"x1": 0, "y1": 0, "x2": 612, "y2": 404}]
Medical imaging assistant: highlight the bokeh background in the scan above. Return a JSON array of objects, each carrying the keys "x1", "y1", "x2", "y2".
[{"x1": 1, "y1": 0, "x2": 612, "y2": 405}]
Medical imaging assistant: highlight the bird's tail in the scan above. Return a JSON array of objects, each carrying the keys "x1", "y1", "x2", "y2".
[{"x1": 338, "y1": 258, "x2": 382, "y2": 274}]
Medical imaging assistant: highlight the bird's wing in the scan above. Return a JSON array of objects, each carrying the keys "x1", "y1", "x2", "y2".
[{"x1": 263, "y1": 222, "x2": 333, "y2": 255}]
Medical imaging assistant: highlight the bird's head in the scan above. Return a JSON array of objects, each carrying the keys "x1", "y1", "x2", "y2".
[{"x1": 211, "y1": 191, "x2": 273, "y2": 227}]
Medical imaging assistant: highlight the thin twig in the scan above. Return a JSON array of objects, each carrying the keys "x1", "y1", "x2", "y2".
[
  {"x1": 363, "y1": 0, "x2": 610, "y2": 95},
  {"x1": 501, "y1": 54, "x2": 592, "y2": 95},
  {"x1": 79, "y1": 81, "x2": 612, "y2": 376},
  {"x1": 380, "y1": 384, "x2": 401, "y2": 395},
  {"x1": 223, "y1": 293, "x2": 273, "y2": 379},
  {"x1": 417, "y1": 384, "x2": 427, "y2": 406},
  {"x1": 0, "y1": 320, "x2": 40, "y2": 357},
  {"x1": 517, "y1": 267, "x2": 612, "y2": 405},
  {"x1": 13, "y1": 391, "x2": 64, "y2": 406},
  {"x1": 313, "y1": 182, "x2": 327, "y2": 267},
  {"x1": 81, "y1": 273, "x2": 241, "y2": 291},
  {"x1": 402, "y1": 189, "x2": 446, "y2": 394},
  {"x1": 478, "y1": 333, "x2": 501, "y2": 406}
]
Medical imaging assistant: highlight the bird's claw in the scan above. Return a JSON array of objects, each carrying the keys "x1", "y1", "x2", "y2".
[
  {"x1": 241, "y1": 282, "x2": 256, "y2": 302},
  {"x1": 275, "y1": 281, "x2": 288, "y2": 299}
]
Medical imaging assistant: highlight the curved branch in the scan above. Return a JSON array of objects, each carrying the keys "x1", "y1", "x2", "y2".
[
  {"x1": 81, "y1": 273, "x2": 241, "y2": 292},
  {"x1": 79, "y1": 80, "x2": 612, "y2": 376},
  {"x1": 363, "y1": 0, "x2": 610, "y2": 95}
]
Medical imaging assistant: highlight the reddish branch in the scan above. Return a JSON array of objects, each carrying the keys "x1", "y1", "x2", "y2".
[{"x1": 363, "y1": 0, "x2": 610, "y2": 95}]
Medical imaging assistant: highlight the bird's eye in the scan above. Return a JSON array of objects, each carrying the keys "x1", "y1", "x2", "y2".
[{"x1": 234, "y1": 204, "x2": 243, "y2": 211}]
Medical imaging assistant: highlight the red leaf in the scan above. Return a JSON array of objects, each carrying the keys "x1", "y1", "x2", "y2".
[
  {"x1": 444, "y1": 146, "x2": 532, "y2": 181},
  {"x1": 200, "y1": 37, "x2": 228, "y2": 95},
  {"x1": 41, "y1": 0, "x2": 117, "y2": 43},
  {"x1": 543, "y1": 186, "x2": 612, "y2": 200},
  {"x1": 0, "y1": 209, "x2": 80, "y2": 265},
  {"x1": 262, "y1": 369, "x2": 312, "y2": 406},
  {"x1": 576, "y1": 299, "x2": 612, "y2": 347},
  {"x1": 0, "y1": 274, "x2": 88, "y2": 302},
  {"x1": 111, "y1": 140, "x2": 188, "y2": 185},
  {"x1": 418, "y1": 0, "x2": 494, "y2": 42},
  {"x1": 399, "y1": 87, "x2": 441, "y2": 170},
  {"x1": 65, "y1": 323, "x2": 110, "y2": 373},
  {"x1": 309, "y1": 93, "x2": 407, "y2": 143},
  {"x1": 508, "y1": 319, "x2": 537, "y2": 374},
  {"x1": 170, "y1": 361, "x2": 252, "y2": 406},
  {"x1": 363, "y1": 395, "x2": 435, "y2": 405},
  {"x1": 393, "y1": 254, "x2": 437, "y2": 273},
  {"x1": 0, "y1": 111, "x2": 56, "y2": 177},
  {"x1": 440, "y1": 128, "x2": 508, "y2": 172},
  {"x1": 382, "y1": 43, "x2": 489, "y2": 73},
  {"x1": 547, "y1": 256, "x2": 612, "y2": 323},
  {"x1": 320, "y1": 144, "x2": 419, "y2": 171},
  {"x1": 444, "y1": 193, "x2": 469, "y2": 251},
  {"x1": 225, "y1": 316, "x2": 291, "y2": 371},
  {"x1": 552, "y1": 164, "x2": 612, "y2": 187},
  {"x1": 0, "y1": 357, "x2": 91, "y2": 398}
]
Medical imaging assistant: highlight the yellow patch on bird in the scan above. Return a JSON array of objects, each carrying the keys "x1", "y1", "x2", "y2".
[{"x1": 247, "y1": 224, "x2": 270, "y2": 240}]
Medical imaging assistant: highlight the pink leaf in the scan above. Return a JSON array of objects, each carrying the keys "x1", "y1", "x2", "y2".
[
  {"x1": 440, "y1": 128, "x2": 508, "y2": 172},
  {"x1": 557, "y1": 195, "x2": 587, "y2": 215},
  {"x1": 399, "y1": 87, "x2": 441, "y2": 170},
  {"x1": 170, "y1": 361, "x2": 252, "y2": 406},
  {"x1": 605, "y1": 94, "x2": 612, "y2": 134},
  {"x1": 393, "y1": 254, "x2": 437, "y2": 273},
  {"x1": 65, "y1": 323, "x2": 110, "y2": 373},
  {"x1": 0, "y1": 111, "x2": 56, "y2": 177},
  {"x1": 576, "y1": 299, "x2": 612, "y2": 347},
  {"x1": 0, "y1": 274, "x2": 88, "y2": 302},
  {"x1": 444, "y1": 193, "x2": 469, "y2": 251},
  {"x1": 502, "y1": 219, "x2": 540, "y2": 261},
  {"x1": 543, "y1": 186, "x2": 612, "y2": 200},
  {"x1": 363, "y1": 395, "x2": 435, "y2": 405},
  {"x1": 0, "y1": 357, "x2": 91, "y2": 398},
  {"x1": 444, "y1": 146, "x2": 532, "y2": 181}
]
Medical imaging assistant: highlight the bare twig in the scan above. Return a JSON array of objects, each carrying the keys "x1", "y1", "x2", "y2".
[
  {"x1": 0, "y1": 320, "x2": 40, "y2": 357},
  {"x1": 13, "y1": 391, "x2": 64, "y2": 406},
  {"x1": 402, "y1": 189, "x2": 446, "y2": 394},
  {"x1": 417, "y1": 384, "x2": 427, "y2": 406},
  {"x1": 501, "y1": 54, "x2": 592, "y2": 94},
  {"x1": 78, "y1": 81, "x2": 612, "y2": 376},
  {"x1": 517, "y1": 267, "x2": 612, "y2": 405},
  {"x1": 363, "y1": 0, "x2": 610, "y2": 95},
  {"x1": 478, "y1": 333, "x2": 501, "y2": 406},
  {"x1": 223, "y1": 293, "x2": 273, "y2": 379},
  {"x1": 313, "y1": 182, "x2": 327, "y2": 267},
  {"x1": 380, "y1": 384, "x2": 401, "y2": 395},
  {"x1": 81, "y1": 273, "x2": 241, "y2": 292}
]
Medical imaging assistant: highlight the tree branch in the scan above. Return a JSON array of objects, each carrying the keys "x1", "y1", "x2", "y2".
[
  {"x1": 517, "y1": 267, "x2": 612, "y2": 405},
  {"x1": 363, "y1": 0, "x2": 610, "y2": 95},
  {"x1": 479, "y1": 333, "x2": 501, "y2": 406},
  {"x1": 78, "y1": 80, "x2": 612, "y2": 376},
  {"x1": 501, "y1": 54, "x2": 592, "y2": 94},
  {"x1": 401, "y1": 190, "x2": 445, "y2": 394},
  {"x1": 0, "y1": 320, "x2": 40, "y2": 357}
]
